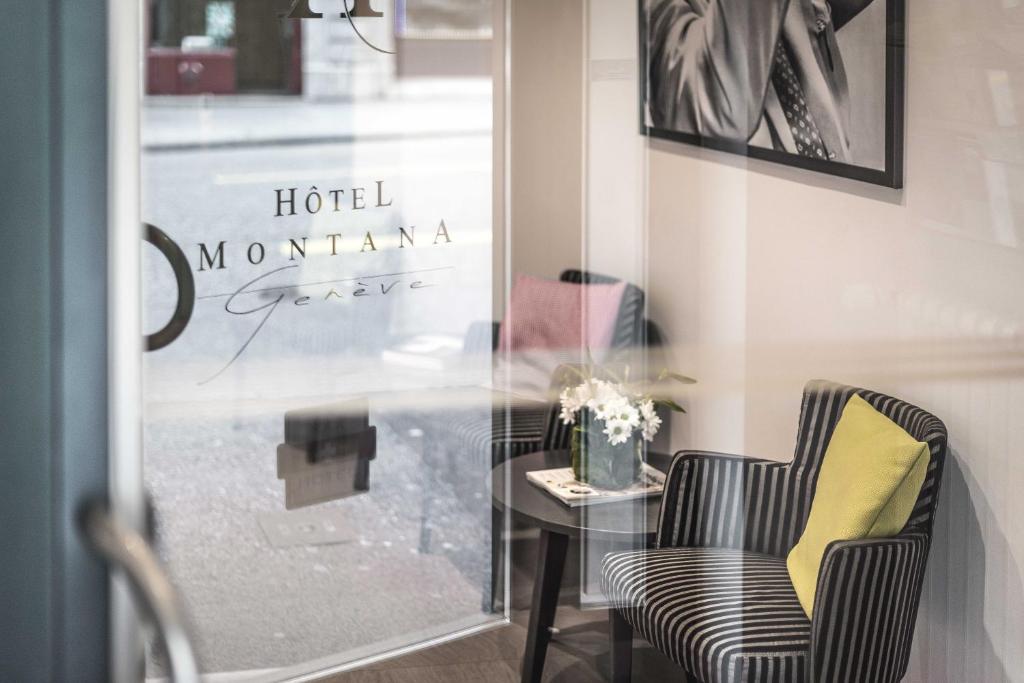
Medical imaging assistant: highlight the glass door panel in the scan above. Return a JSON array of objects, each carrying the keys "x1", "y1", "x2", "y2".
[{"x1": 140, "y1": 1, "x2": 504, "y2": 678}]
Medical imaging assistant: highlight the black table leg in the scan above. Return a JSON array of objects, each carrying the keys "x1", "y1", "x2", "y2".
[{"x1": 520, "y1": 529, "x2": 569, "y2": 683}]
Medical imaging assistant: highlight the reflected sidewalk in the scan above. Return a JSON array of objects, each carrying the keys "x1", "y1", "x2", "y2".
[{"x1": 142, "y1": 78, "x2": 492, "y2": 152}]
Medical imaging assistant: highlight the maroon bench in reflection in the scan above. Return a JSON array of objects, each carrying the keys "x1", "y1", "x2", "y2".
[{"x1": 146, "y1": 47, "x2": 237, "y2": 96}]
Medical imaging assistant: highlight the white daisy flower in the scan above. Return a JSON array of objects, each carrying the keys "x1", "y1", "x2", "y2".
[
  {"x1": 603, "y1": 418, "x2": 632, "y2": 446},
  {"x1": 641, "y1": 412, "x2": 662, "y2": 442},
  {"x1": 616, "y1": 402, "x2": 641, "y2": 429},
  {"x1": 559, "y1": 386, "x2": 582, "y2": 424},
  {"x1": 585, "y1": 380, "x2": 620, "y2": 414}
]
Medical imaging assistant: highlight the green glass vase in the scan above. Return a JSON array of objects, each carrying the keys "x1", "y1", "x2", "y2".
[{"x1": 571, "y1": 408, "x2": 643, "y2": 490}]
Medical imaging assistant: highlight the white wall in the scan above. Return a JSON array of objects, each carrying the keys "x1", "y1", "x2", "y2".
[
  {"x1": 632, "y1": 0, "x2": 1024, "y2": 680},
  {"x1": 583, "y1": 1, "x2": 645, "y2": 287},
  {"x1": 508, "y1": 0, "x2": 585, "y2": 283}
]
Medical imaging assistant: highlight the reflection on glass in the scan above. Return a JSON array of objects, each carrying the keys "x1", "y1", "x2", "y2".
[
  {"x1": 205, "y1": 1, "x2": 236, "y2": 47},
  {"x1": 141, "y1": 0, "x2": 498, "y2": 678}
]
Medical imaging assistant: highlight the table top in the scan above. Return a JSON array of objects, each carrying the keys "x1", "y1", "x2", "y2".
[{"x1": 491, "y1": 449, "x2": 674, "y2": 541}]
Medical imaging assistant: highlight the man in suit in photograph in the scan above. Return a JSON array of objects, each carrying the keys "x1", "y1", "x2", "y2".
[{"x1": 645, "y1": 0, "x2": 876, "y2": 164}]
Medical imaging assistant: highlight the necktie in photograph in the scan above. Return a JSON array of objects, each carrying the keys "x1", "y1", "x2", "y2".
[{"x1": 771, "y1": 42, "x2": 828, "y2": 160}]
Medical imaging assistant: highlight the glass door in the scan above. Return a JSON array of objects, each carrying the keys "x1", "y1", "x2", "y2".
[{"x1": 134, "y1": 0, "x2": 508, "y2": 678}]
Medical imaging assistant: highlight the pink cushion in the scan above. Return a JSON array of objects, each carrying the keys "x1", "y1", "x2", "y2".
[{"x1": 497, "y1": 274, "x2": 627, "y2": 353}]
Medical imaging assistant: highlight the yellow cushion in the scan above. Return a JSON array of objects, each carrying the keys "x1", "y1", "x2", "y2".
[{"x1": 786, "y1": 394, "x2": 929, "y2": 617}]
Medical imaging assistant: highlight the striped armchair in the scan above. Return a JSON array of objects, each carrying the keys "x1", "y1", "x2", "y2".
[{"x1": 603, "y1": 381, "x2": 948, "y2": 683}]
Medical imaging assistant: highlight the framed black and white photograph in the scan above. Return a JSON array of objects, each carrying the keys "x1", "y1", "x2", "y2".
[{"x1": 639, "y1": 0, "x2": 905, "y2": 188}]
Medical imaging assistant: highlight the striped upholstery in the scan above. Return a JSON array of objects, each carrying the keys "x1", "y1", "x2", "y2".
[
  {"x1": 604, "y1": 547, "x2": 810, "y2": 683},
  {"x1": 655, "y1": 452, "x2": 791, "y2": 554},
  {"x1": 442, "y1": 401, "x2": 550, "y2": 470},
  {"x1": 605, "y1": 381, "x2": 948, "y2": 683},
  {"x1": 656, "y1": 381, "x2": 947, "y2": 557},
  {"x1": 810, "y1": 533, "x2": 930, "y2": 682},
  {"x1": 433, "y1": 362, "x2": 605, "y2": 478}
]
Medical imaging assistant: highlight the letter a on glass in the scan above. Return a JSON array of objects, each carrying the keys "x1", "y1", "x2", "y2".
[
  {"x1": 341, "y1": 0, "x2": 384, "y2": 18},
  {"x1": 281, "y1": 0, "x2": 323, "y2": 18}
]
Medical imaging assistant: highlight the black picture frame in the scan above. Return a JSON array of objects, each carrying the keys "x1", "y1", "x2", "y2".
[{"x1": 638, "y1": 0, "x2": 906, "y2": 189}]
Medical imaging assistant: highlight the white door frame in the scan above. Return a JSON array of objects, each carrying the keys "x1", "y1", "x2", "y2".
[{"x1": 107, "y1": 0, "x2": 146, "y2": 680}]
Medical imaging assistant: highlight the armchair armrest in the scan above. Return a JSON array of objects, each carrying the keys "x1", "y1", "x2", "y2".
[
  {"x1": 656, "y1": 450, "x2": 789, "y2": 554},
  {"x1": 809, "y1": 530, "x2": 930, "y2": 683},
  {"x1": 490, "y1": 399, "x2": 552, "y2": 468}
]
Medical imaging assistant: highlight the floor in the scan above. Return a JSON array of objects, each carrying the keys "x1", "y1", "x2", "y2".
[
  {"x1": 323, "y1": 538, "x2": 684, "y2": 683},
  {"x1": 147, "y1": 415, "x2": 493, "y2": 674},
  {"x1": 325, "y1": 612, "x2": 600, "y2": 683},
  {"x1": 324, "y1": 611, "x2": 684, "y2": 683}
]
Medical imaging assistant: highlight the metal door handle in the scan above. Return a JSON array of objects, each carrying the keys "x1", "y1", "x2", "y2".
[{"x1": 79, "y1": 500, "x2": 200, "y2": 683}]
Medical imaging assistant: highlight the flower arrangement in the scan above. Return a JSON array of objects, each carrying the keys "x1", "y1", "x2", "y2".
[
  {"x1": 557, "y1": 367, "x2": 693, "y2": 489},
  {"x1": 559, "y1": 379, "x2": 664, "y2": 444}
]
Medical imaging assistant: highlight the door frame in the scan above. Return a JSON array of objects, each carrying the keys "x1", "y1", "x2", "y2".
[
  {"x1": 108, "y1": 0, "x2": 148, "y2": 680},
  {"x1": 0, "y1": 0, "x2": 116, "y2": 681}
]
